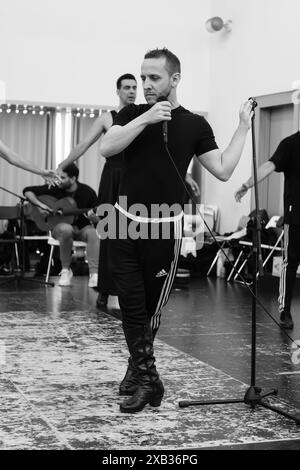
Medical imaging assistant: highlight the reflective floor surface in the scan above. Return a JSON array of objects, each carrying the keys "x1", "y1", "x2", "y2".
[{"x1": 0, "y1": 273, "x2": 299, "y2": 450}]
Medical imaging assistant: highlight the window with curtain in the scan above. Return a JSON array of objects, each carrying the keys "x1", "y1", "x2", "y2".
[
  {"x1": 0, "y1": 104, "x2": 56, "y2": 206},
  {"x1": 0, "y1": 103, "x2": 112, "y2": 206}
]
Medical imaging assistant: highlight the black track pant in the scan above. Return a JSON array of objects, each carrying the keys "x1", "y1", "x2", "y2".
[
  {"x1": 110, "y1": 210, "x2": 183, "y2": 333},
  {"x1": 279, "y1": 224, "x2": 300, "y2": 313}
]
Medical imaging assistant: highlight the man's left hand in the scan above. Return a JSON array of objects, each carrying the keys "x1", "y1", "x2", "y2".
[
  {"x1": 239, "y1": 100, "x2": 254, "y2": 130},
  {"x1": 185, "y1": 174, "x2": 200, "y2": 197},
  {"x1": 85, "y1": 209, "x2": 99, "y2": 224}
]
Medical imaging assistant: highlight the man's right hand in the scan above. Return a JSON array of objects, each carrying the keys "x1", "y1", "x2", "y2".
[
  {"x1": 146, "y1": 101, "x2": 172, "y2": 125},
  {"x1": 235, "y1": 184, "x2": 249, "y2": 202},
  {"x1": 38, "y1": 203, "x2": 53, "y2": 216}
]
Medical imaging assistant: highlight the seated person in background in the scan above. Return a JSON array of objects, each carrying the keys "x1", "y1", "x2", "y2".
[{"x1": 23, "y1": 163, "x2": 99, "y2": 287}]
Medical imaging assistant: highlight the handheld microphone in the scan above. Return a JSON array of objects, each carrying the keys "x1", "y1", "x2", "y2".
[
  {"x1": 157, "y1": 95, "x2": 169, "y2": 145},
  {"x1": 86, "y1": 207, "x2": 97, "y2": 217}
]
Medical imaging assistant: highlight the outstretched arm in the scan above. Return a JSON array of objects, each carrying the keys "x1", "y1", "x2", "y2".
[
  {"x1": 58, "y1": 113, "x2": 111, "y2": 170},
  {"x1": 197, "y1": 101, "x2": 253, "y2": 182},
  {"x1": 234, "y1": 161, "x2": 276, "y2": 202},
  {"x1": 0, "y1": 139, "x2": 54, "y2": 178}
]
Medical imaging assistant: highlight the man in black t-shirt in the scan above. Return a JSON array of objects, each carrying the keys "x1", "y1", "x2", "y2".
[
  {"x1": 235, "y1": 132, "x2": 300, "y2": 329},
  {"x1": 24, "y1": 163, "x2": 99, "y2": 287},
  {"x1": 56, "y1": 74, "x2": 199, "y2": 310},
  {"x1": 100, "y1": 48, "x2": 253, "y2": 413}
]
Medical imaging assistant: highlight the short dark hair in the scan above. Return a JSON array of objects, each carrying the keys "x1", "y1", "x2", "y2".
[
  {"x1": 144, "y1": 48, "x2": 181, "y2": 75},
  {"x1": 63, "y1": 163, "x2": 79, "y2": 180},
  {"x1": 116, "y1": 74, "x2": 137, "y2": 89}
]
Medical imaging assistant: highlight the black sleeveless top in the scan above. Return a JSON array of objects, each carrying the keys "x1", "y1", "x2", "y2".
[{"x1": 104, "y1": 110, "x2": 124, "y2": 167}]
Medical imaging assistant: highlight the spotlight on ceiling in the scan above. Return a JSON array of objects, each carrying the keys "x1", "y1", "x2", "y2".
[{"x1": 205, "y1": 16, "x2": 232, "y2": 33}]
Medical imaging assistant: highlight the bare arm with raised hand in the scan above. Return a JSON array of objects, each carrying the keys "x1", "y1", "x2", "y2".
[
  {"x1": 197, "y1": 101, "x2": 253, "y2": 182},
  {"x1": 58, "y1": 113, "x2": 112, "y2": 171}
]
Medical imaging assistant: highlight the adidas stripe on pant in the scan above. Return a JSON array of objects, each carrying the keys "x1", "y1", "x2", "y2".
[
  {"x1": 110, "y1": 211, "x2": 183, "y2": 332},
  {"x1": 278, "y1": 224, "x2": 300, "y2": 313}
]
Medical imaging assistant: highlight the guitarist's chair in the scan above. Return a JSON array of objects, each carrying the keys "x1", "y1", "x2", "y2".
[
  {"x1": 15, "y1": 233, "x2": 51, "y2": 268},
  {"x1": 45, "y1": 237, "x2": 87, "y2": 283}
]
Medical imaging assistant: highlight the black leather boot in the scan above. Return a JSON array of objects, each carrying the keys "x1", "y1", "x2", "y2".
[
  {"x1": 119, "y1": 357, "x2": 140, "y2": 396},
  {"x1": 119, "y1": 329, "x2": 158, "y2": 396},
  {"x1": 120, "y1": 325, "x2": 164, "y2": 413},
  {"x1": 280, "y1": 311, "x2": 294, "y2": 329}
]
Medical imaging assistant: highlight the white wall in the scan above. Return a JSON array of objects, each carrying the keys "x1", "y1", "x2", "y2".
[
  {"x1": 206, "y1": 0, "x2": 300, "y2": 233},
  {"x1": 0, "y1": 0, "x2": 211, "y2": 111},
  {"x1": 2, "y1": 0, "x2": 299, "y2": 232}
]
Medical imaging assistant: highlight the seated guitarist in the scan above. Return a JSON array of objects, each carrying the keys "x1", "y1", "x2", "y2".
[{"x1": 23, "y1": 163, "x2": 99, "y2": 287}]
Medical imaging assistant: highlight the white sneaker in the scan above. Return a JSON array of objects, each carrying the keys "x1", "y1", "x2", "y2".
[
  {"x1": 88, "y1": 273, "x2": 98, "y2": 288},
  {"x1": 58, "y1": 268, "x2": 73, "y2": 286}
]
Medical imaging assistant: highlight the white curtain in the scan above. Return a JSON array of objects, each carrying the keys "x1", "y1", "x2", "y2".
[
  {"x1": 0, "y1": 110, "x2": 55, "y2": 205},
  {"x1": 72, "y1": 112, "x2": 106, "y2": 195}
]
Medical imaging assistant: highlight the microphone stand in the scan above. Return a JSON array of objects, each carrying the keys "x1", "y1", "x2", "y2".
[
  {"x1": 178, "y1": 99, "x2": 300, "y2": 426},
  {"x1": 0, "y1": 186, "x2": 54, "y2": 287}
]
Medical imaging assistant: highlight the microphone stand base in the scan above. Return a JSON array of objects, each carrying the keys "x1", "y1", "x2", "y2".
[{"x1": 178, "y1": 385, "x2": 300, "y2": 426}]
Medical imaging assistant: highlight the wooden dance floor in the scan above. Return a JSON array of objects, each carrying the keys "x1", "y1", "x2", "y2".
[{"x1": 0, "y1": 274, "x2": 300, "y2": 450}]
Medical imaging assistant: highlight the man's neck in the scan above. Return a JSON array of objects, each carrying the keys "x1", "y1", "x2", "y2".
[
  {"x1": 171, "y1": 102, "x2": 180, "y2": 110},
  {"x1": 118, "y1": 101, "x2": 126, "y2": 112},
  {"x1": 66, "y1": 182, "x2": 78, "y2": 193},
  {"x1": 168, "y1": 95, "x2": 180, "y2": 110}
]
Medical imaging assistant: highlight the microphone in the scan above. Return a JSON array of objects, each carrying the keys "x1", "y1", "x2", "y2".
[
  {"x1": 86, "y1": 207, "x2": 97, "y2": 217},
  {"x1": 157, "y1": 95, "x2": 169, "y2": 145},
  {"x1": 248, "y1": 97, "x2": 258, "y2": 111}
]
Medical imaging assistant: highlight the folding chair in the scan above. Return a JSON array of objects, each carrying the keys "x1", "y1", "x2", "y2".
[{"x1": 45, "y1": 237, "x2": 87, "y2": 283}]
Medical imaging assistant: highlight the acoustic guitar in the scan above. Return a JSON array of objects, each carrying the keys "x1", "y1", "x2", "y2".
[{"x1": 24, "y1": 195, "x2": 96, "y2": 232}]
